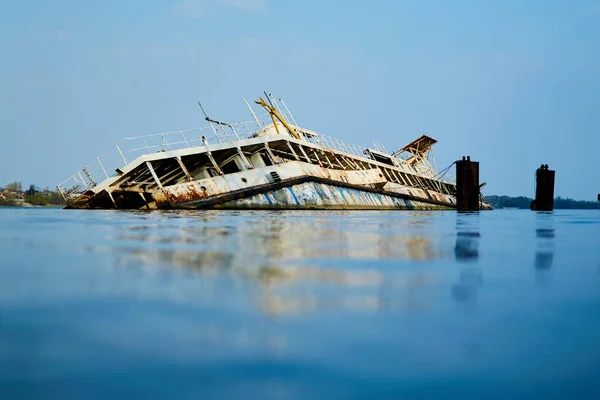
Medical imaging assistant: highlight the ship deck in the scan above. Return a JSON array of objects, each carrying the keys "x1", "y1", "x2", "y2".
[{"x1": 57, "y1": 96, "x2": 475, "y2": 210}]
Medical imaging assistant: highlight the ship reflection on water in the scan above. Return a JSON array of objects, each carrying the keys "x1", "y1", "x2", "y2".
[
  {"x1": 111, "y1": 211, "x2": 449, "y2": 315},
  {"x1": 115, "y1": 211, "x2": 442, "y2": 263}
]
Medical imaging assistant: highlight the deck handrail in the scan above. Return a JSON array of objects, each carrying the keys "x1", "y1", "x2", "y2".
[
  {"x1": 58, "y1": 113, "x2": 450, "y2": 204},
  {"x1": 57, "y1": 119, "x2": 263, "y2": 202}
]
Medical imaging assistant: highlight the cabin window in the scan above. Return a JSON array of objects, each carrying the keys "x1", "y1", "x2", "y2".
[
  {"x1": 261, "y1": 153, "x2": 273, "y2": 166},
  {"x1": 370, "y1": 154, "x2": 395, "y2": 166},
  {"x1": 221, "y1": 160, "x2": 242, "y2": 174}
]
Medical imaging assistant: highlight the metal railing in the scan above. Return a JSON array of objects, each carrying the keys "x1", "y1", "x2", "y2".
[
  {"x1": 58, "y1": 108, "x2": 452, "y2": 203},
  {"x1": 300, "y1": 130, "x2": 367, "y2": 159},
  {"x1": 371, "y1": 141, "x2": 390, "y2": 154},
  {"x1": 57, "y1": 117, "x2": 267, "y2": 202}
]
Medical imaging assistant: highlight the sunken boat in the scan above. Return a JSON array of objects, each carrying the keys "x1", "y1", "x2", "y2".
[{"x1": 58, "y1": 95, "x2": 491, "y2": 210}]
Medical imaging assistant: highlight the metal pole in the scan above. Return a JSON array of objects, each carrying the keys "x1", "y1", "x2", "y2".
[
  {"x1": 142, "y1": 138, "x2": 150, "y2": 153},
  {"x1": 285, "y1": 141, "x2": 300, "y2": 161},
  {"x1": 176, "y1": 156, "x2": 193, "y2": 182},
  {"x1": 236, "y1": 147, "x2": 253, "y2": 169},
  {"x1": 206, "y1": 151, "x2": 224, "y2": 175},
  {"x1": 77, "y1": 171, "x2": 90, "y2": 190},
  {"x1": 97, "y1": 157, "x2": 109, "y2": 179},
  {"x1": 297, "y1": 144, "x2": 312, "y2": 163},
  {"x1": 146, "y1": 161, "x2": 163, "y2": 189},
  {"x1": 162, "y1": 135, "x2": 171, "y2": 151},
  {"x1": 180, "y1": 131, "x2": 190, "y2": 148},
  {"x1": 198, "y1": 101, "x2": 221, "y2": 142},
  {"x1": 268, "y1": 93, "x2": 288, "y2": 123},
  {"x1": 242, "y1": 122, "x2": 252, "y2": 137},
  {"x1": 279, "y1": 98, "x2": 298, "y2": 126},
  {"x1": 219, "y1": 124, "x2": 232, "y2": 143},
  {"x1": 71, "y1": 174, "x2": 81, "y2": 190},
  {"x1": 116, "y1": 144, "x2": 128, "y2": 164},
  {"x1": 321, "y1": 152, "x2": 334, "y2": 168},
  {"x1": 230, "y1": 125, "x2": 241, "y2": 141},
  {"x1": 82, "y1": 167, "x2": 97, "y2": 187},
  {"x1": 57, "y1": 186, "x2": 68, "y2": 203},
  {"x1": 243, "y1": 98, "x2": 264, "y2": 129},
  {"x1": 264, "y1": 143, "x2": 279, "y2": 164}
]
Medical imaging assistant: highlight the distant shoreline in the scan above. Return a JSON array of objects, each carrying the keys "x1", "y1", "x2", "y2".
[
  {"x1": 2, "y1": 186, "x2": 598, "y2": 210},
  {"x1": 486, "y1": 195, "x2": 599, "y2": 210},
  {"x1": 0, "y1": 202, "x2": 63, "y2": 208}
]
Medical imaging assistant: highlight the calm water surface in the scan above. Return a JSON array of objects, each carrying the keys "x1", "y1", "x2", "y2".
[{"x1": 0, "y1": 208, "x2": 599, "y2": 398}]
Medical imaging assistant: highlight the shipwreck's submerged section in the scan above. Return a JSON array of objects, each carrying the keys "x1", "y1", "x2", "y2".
[{"x1": 58, "y1": 95, "x2": 490, "y2": 211}]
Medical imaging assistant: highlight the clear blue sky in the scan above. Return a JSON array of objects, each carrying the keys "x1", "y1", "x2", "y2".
[{"x1": 1, "y1": 0, "x2": 599, "y2": 199}]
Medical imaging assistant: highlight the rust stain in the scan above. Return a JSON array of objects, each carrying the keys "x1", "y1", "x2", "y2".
[{"x1": 163, "y1": 182, "x2": 210, "y2": 206}]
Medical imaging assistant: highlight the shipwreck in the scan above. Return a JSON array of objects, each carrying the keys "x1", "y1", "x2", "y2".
[{"x1": 57, "y1": 94, "x2": 491, "y2": 211}]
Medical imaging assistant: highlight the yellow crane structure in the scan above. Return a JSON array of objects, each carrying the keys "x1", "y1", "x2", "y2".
[{"x1": 254, "y1": 97, "x2": 303, "y2": 141}]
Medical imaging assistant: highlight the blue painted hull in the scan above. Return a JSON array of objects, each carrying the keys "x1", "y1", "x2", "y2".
[{"x1": 208, "y1": 181, "x2": 453, "y2": 210}]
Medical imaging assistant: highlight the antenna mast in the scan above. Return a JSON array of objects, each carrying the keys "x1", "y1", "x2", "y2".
[
  {"x1": 243, "y1": 98, "x2": 263, "y2": 129},
  {"x1": 267, "y1": 92, "x2": 288, "y2": 123},
  {"x1": 278, "y1": 98, "x2": 298, "y2": 126},
  {"x1": 198, "y1": 101, "x2": 220, "y2": 141}
]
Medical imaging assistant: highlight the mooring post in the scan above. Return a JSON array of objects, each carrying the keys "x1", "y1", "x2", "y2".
[
  {"x1": 455, "y1": 156, "x2": 480, "y2": 211},
  {"x1": 531, "y1": 164, "x2": 555, "y2": 211}
]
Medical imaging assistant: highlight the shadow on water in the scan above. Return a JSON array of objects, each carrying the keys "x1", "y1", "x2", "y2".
[{"x1": 451, "y1": 211, "x2": 482, "y2": 305}]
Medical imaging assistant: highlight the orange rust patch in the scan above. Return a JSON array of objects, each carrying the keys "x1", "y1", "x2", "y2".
[{"x1": 163, "y1": 182, "x2": 209, "y2": 206}]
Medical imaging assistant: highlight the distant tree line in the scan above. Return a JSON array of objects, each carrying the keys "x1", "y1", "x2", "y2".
[
  {"x1": 0, "y1": 182, "x2": 65, "y2": 207},
  {"x1": 486, "y1": 195, "x2": 600, "y2": 209},
  {"x1": 1, "y1": 180, "x2": 599, "y2": 209}
]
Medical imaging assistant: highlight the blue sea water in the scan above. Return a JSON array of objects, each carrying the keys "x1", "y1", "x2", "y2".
[{"x1": 0, "y1": 208, "x2": 599, "y2": 399}]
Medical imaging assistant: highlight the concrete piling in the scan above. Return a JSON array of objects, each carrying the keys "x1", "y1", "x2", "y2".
[
  {"x1": 531, "y1": 164, "x2": 555, "y2": 211},
  {"x1": 456, "y1": 156, "x2": 480, "y2": 211}
]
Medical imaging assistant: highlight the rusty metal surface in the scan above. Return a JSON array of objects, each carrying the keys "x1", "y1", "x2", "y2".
[
  {"x1": 61, "y1": 133, "x2": 459, "y2": 206},
  {"x1": 214, "y1": 181, "x2": 452, "y2": 210},
  {"x1": 163, "y1": 181, "x2": 211, "y2": 206},
  {"x1": 62, "y1": 133, "x2": 486, "y2": 210},
  {"x1": 68, "y1": 158, "x2": 464, "y2": 210},
  {"x1": 160, "y1": 161, "x2": 452, "y2": 209},
  {"x1": 170, "y1": 175, "x2": 456, "y2": 210}
]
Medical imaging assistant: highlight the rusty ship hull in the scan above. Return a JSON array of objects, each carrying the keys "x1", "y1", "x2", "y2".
[{"x1": 59, "y1": 96, "x2": 490, "y2": 211}]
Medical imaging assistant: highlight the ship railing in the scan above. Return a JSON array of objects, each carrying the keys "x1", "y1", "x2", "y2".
[
  {"x1": 57, "y1": 118, "x2": 267, "y2": 203},
  {"x1": 300, "y1": 130, "x2": 367, "y2": 159},
  {"x1": 371, "y1": 141, "x2": 390, "y2": 154},
  {"x1": 297, "y1": 130, "x2": 454, "y2": 183}
]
